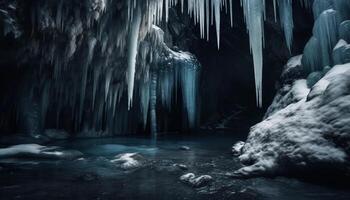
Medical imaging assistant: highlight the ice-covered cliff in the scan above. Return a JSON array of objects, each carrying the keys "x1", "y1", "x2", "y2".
[
  {"x1": 0, "y1": 0, "x2": 200, "y2": 137},
  {"x1": 234, "y1": 0, "x2": 350, "y2": 178}
]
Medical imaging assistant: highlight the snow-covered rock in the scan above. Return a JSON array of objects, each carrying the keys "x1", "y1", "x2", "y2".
[
  {"x1": 232, "y1": 141, "x2": 245, "y2": 156},
  {"x1": 111, "y1": 153, "x2": 145, "y2": 169},
  {"x1": 180, "y1": 173, "x2": 213, "y2": 188},
  {"x1": 280, "y1": 55, "x2": 308, "y2": 84},
  {"x1": 235, "y1": 64, "x2": 350, "y2": 177},
  {"x1": 180, "y1": 173, "x2": 196, "y2": 182},
  {"x1": 265, "y1": 79, "x2": 310, "y2": 118},
  {"x1": 0, "y1": 144, "x2": 83, "y2": 160}
]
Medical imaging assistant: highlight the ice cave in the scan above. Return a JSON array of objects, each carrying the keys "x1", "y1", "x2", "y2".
[{"x1": 0, "y1": 0, "x2": 350, "y2": 199}]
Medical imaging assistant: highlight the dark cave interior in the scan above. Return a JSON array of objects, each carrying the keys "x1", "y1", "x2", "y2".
[{"x1": 1, "y1": 1, "x2": 350, "y2": 200}]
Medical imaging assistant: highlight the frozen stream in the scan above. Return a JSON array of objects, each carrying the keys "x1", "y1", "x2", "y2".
[{"x1": 0, "y1": 133, "x2": 349, "y2": 200}]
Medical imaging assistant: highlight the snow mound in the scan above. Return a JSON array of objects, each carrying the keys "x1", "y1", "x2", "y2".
[
  {"x1": 0, "y1": 144, "x2": 83, "y2": 160},
  {"x1": 234, "y1": 63, "x2": 350, "y2": 177},
  {"x1": 111, "y1": 153, "x2": 145, "y2": 169},
  {"x1": 180, "y1": 173, "x2": 213, "y2": 188}
]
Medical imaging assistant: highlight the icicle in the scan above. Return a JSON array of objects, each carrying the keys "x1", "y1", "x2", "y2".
[
  {"x1": 105, "y1": 68, "x2": 113, "y2": 102},
  {"x1": 206, "y1": 0, "x2": 210, "y2": 40},
  {"x1": 179, "y1": 59, "x2": 199, "y2": 127},
  {"x1": 278, "y1": 0, "x2": 294, "y2": 52},
  {"x1": 159, "y1": 65, "x2": 175, "y2": 110},
  {"x1": 140, "y1": 77, "x2": 150, "y2": 129},
  {"x1": 165, "y1": 0, "x2": 169, "y2": 22},
  {"x1": 241, "y1": 0, "x2": 266, "y2": 107},
  {"x1": 229, "y1": 0, "x2": 233, "y2": 27},
  {"x1": 126, "y1": 6, "x2": 142, "y2": 109},
  {"x1": 273, "y1": 0, "x2": 277, "y2": 22},
  {"x1": 213, "y1": 0, "x2": 221, "y2": 49},
  {"x1": 150, "y1": 70, "x2": 158, "y2": 139}
]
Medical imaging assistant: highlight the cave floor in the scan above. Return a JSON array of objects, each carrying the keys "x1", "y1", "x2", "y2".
[{"x1": 0, "y1": 133, "x2": 349, "y2": 200}]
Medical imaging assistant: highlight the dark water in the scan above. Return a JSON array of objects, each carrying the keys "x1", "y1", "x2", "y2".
[{"x1": 0, "y1": 133, "x2": 349, "y2": 200}]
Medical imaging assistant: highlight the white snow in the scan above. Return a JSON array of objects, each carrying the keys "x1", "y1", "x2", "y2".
[
  {"x1": 232, "y1": 141, "x2": 245, "y2": 156},
  {"x1": 111, "y1": 153, "x2": 144, "y2": 169},
  {"x1": 235, "y1": 64, "x2": 350, "y2": 177}
]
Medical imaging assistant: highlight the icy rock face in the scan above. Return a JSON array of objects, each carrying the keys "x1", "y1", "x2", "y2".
[
  {"x1": 235, "y1": 64, "x2": 350, "y2": 177},
  {"x1": 302, "y1": 0, "x2": 350, "y2": 72},
  {"x1": 0, "y1": 0, "x2": 201, "y2": 136}
]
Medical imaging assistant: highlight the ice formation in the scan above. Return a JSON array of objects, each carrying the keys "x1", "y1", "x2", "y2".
[
  {"x1": 1, "y1": 0, "x2": 350, "y2": 137},
  {"x1": 241, "y1": 0, "x2": 265, "y2": 107},
  {"x1": 277, "y1": 0, "x2": 294, "y2": 52},
  {"x1": 313, "y1": 9, "x2": 341, "y2": 68},
  {"x1": 126, "y1": 6, "x2": 142, "y2": 109},
  {"x1": 234, "y1": 63, "x2": 350, "y2": 177},
  {"x1": 301, "y1": 0, "x2": 350, "y2": 73},
  {"x1": 233, "y1": 0, "x2": 350, "y2": 177},
  {"x1": 339, "y1": 20, "x2": 350, "y2": 43}
]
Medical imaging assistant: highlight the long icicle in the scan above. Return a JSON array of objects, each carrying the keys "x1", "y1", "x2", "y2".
[
  {"x1": 241, "y1": 0, "x2": 266, "y2": 107},
  {"x1": 126, "y1": 5, "x2": 142, "y2": 109}
]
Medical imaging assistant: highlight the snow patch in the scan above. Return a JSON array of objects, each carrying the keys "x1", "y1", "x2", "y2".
[
  {"x1": 0, "y1": 144, "x2": 83, "y2": 160},
  {"x1": 111, "y1": 153, "x2": 145, "y2": 169}
]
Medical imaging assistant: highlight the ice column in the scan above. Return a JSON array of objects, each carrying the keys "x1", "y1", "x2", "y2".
[{"x1": 313, "y1": 9, "x2": 340, "y2": 67}]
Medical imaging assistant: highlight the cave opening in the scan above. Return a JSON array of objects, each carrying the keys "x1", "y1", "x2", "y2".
[{"x1": 1, "y1": 0, "x2": 350, "y2": 199}]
